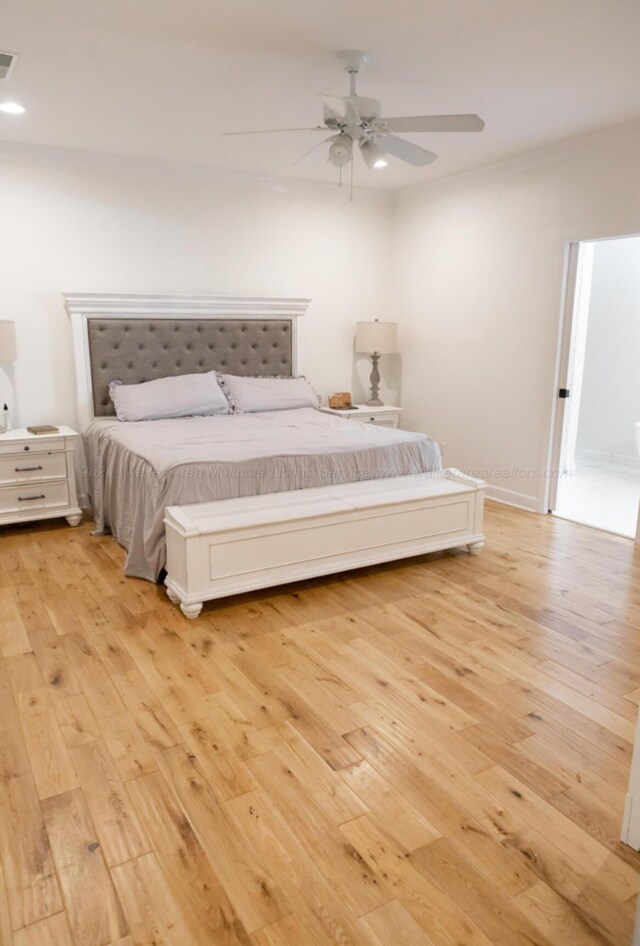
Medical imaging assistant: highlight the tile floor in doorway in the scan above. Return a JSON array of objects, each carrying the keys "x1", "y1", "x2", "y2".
[{"x1": 554, "y1": 455, "x2": 640, "y2": 537}]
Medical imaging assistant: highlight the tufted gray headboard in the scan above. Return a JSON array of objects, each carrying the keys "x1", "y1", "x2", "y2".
[
  {"x1": 65, "y1": 294, "x2": 310, "y2": 427},
  {"x1": 87, "y1": 317, "x2": 293, "y2": 416}
]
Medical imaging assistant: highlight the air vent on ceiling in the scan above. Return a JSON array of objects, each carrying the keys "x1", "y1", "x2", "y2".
[{"x1": 0, "y1": 52, "x2": 18, "y2": 81}]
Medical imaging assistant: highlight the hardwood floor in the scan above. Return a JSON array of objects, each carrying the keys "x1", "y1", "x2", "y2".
[{"x1": 1, "y1": 501, "x2": 639, "y2": 945}]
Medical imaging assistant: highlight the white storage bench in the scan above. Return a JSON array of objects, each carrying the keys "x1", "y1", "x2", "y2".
[{"x1": 164, "y1": 469, "x2": 485, "y2": 618}]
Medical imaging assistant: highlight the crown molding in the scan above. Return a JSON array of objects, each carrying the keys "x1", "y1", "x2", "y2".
[
  {"x1": 0, "y1": 137, "x2": 392, "y2": 202},
  {"x1": 397, "y1": 116, "x2": 640, "y2": 200},
  {"x1": 4, "y1": 115, "x2": 640, "y2": 204}
]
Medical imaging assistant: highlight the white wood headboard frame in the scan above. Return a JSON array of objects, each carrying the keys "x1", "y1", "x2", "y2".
[{"x1": 64, "y1": 292, "x2": 310, "y2": 429}]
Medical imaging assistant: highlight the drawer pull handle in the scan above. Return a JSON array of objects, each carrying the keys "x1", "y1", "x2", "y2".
[
  {"x1": 15, "y1": 465, "x2": 43, "y2": 472},
  {"x1": 18, "y1": 494, "x2": 46, "y2": 502}
]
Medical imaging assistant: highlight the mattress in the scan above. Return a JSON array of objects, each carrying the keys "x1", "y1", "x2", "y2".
[{"x1": 82, "y1": 407, "x2": 442, "y2": 581}]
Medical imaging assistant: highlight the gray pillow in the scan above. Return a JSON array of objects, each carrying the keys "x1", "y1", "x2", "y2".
[
  {"x1": 218, "y1": 374, "x2": 319, "y2": 413},
  {"x1": 109, "y1": 371, "x2": 230, "y2": 421}
]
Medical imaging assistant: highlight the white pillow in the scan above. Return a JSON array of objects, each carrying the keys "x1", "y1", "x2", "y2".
[
  {"x1": 218, "y1": 374, "x2": 319, "y2": 413},
  {"x1": 109, "y1": 371, "x2": 230, "y2": 421}
]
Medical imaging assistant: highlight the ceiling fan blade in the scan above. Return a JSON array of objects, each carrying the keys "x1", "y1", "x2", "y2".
[
  {"x1": 221, "y1": 126, "x2": 325, "y2": 136},
  {"x1": 379, "y1": 135, "x2": 438, "y2": 167},
  {"x1": 383, "y1": 114, "x2": 485, "y2": 133},
  {"x1": 317, "y1": 94, "x2": 360, "y2": 123},
  {"x1": 291, "y1": 135, "x2": 336, "y2": 168}
]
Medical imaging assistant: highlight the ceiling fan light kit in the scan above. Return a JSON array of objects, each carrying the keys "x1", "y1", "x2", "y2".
[
  {"x1": 329, "y1": 133, "x2": 353, "y2": 167},
  {"x1": 360, "y1": 138, "x2": 388, "y2": 169},
  {"x1": 223, "y1": 49, "x2": 485, "y2": 195}
]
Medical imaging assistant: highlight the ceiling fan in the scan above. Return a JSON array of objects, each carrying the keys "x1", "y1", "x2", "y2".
[{"x1": 222, "y1": 50, "x2": 485, "y2": 175}]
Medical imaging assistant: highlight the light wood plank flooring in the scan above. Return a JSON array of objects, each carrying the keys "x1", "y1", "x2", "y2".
[{"x1": 1, "y1": 501, "x2": 639, "y2": 945}]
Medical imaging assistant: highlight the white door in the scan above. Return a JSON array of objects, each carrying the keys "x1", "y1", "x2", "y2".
[{"x1": 547, "y1": 242, "x2": 594, "y2": 511}]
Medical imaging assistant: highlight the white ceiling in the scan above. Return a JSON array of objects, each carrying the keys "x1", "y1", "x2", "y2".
[{"x1": 2, "y1": 0, "x2": 640, "y2": 190}]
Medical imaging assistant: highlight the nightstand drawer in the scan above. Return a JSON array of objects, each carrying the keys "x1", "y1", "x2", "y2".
[
  {"x1": 320, "y1": 405, "x2": 401, "y2": 429},
  {"x1": 0, "y1": 438, "x2": 65, "y2": 458},
  {"x1": 0, "y1": 481, "x2": 70, "y2": 516},
  {"x1": 361, "y1": 413, "x2": 398, "y2": 426},
  {"x1": 0, "y1": 452, "x2": 67, "y2": 486}
]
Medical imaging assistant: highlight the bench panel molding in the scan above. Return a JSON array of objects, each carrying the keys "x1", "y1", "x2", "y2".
[{"x1": 164, "y1": 470, "x2": 485, "y2": 619}]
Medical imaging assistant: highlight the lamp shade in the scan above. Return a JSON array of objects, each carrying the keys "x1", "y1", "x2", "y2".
[
  {"x1": 355, "y1": 320, "x2": 397, "y2": 355},
  {"x1": 0, "y1": 321, "x2": 16, "y2": 363}
]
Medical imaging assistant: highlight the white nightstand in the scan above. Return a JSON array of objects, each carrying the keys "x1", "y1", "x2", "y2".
[
  {"x1": 0, "y1": 427, "x2": 82, "y2": 528},
  {"x1": 320, "y1": 404, "x2": 402, "y2": 428}
]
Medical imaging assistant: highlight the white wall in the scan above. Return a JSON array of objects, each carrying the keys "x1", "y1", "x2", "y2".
[
  {"x1": 395, "y1": 123, "x2": 640, "y2": 510},
  {"x1": 577, "y1": 236, "x2": 640, "y2": 462},
  {"x1": 5, "y1": 124, "x2": 640, "y2": 515},
  {"x1": 0, "y1": 142, "x2": 395, "y2": 429}
]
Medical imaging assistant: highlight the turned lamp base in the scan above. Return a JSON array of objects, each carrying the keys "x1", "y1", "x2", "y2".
[
  {"x1": 356, "y1": 320, "x2": 397, "y2": 407},
  {"x1": 366, "y1": 352, "x2": 385, "y2": 406}
]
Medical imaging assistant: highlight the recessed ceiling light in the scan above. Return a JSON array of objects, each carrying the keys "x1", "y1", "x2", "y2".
[
  {"x1": 373, "y1": 158, "x2": 388, "y2": 169},
  {"x1": 0, "y1": 102, "x2": 25, "y2": 115}
]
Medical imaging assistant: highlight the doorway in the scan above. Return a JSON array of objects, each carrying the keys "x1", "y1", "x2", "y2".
[{"x1": 548, "y1": 236, "x2": 640, "y2": 541}]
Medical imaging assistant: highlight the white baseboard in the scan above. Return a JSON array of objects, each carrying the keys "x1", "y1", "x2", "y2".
[
  {"x1": 485, "y1": 484, "x2": 539, "y2": 512},
  {"x1": 576, "y1": 446, "x2": 640, "y2": 471}
]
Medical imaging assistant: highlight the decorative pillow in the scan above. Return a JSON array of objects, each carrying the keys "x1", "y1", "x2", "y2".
[
  {"x1": 108, "y1": 371, "x2": 230, "y2": 422},
  {"x1": 218, "y1": 374, "x2": 319, "y2": 413}
]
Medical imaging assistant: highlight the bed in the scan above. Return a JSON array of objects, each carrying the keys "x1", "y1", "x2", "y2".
[
  {"x1": 67, "y1": 293, "x2": 481, "y2": 607},
  {"x1": 82, "y1": 408, "x2": 441, "y2": 581}
]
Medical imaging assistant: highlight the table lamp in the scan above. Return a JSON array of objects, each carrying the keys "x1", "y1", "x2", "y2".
[
  {"x1": 355, "y1": 319, "x2": 397, "y2": 406},
  {"x1": 0, "y1": 320, "x2": 17, "y2": 434}
]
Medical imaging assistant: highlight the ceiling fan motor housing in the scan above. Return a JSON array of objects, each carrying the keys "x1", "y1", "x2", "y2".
[{"x1": 323, "y1": 97, "x2": 381, "y2": 131}]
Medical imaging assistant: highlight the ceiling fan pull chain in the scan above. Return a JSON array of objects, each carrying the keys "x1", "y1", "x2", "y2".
[{"x1": 350, "y1": 154, "x2": 354, "y2": 201}]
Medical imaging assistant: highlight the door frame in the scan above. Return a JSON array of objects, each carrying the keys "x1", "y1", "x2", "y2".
[
  {"x1": 623, "y1": 708, "x2": 640, "y2": 850},
  {"x1": 545, "y1": 232, "x2": 640, "y2": 543}
]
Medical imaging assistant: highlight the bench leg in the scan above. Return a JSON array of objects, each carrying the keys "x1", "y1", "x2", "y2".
[
  {"x1": 467, "y1": 541, "x2": 485, "y2": 555},
  {"x1": 165, "y1": 582, "x2": 202, "y2": 618},
  {"x1": 180, "y1": 601, "x2": 203, "y2": 620}
]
